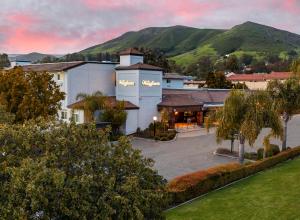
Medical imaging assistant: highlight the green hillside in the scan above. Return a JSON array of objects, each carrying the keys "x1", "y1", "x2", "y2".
[
  {"x1": 80, "y1": 25, "x2": 224, "y2": 56},
  {"x1": 80, "y1": 22, "x2": 300, "y2": 67}
]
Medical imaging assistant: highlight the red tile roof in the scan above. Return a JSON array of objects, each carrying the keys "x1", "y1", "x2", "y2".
[
  {"x1": 119, "y1": 48, "x2": 143, "y2": 56},
  {"x1": 115, "y1": 63, "x2": 163, "y2": 71},
  {"x1": 227, "y1": 72, "x2": 292, "y2": 82},
  {"x1": 68, "y1": 96, "x2": 139, "y2": 110}
]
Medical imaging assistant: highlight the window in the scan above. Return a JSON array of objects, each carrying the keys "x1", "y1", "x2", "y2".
[
  {"x1": 57, "y1": 74, "x2": 61, "y2": 81},
  {"x1": 166, "y1": 79, "x2": 171, "y2": 83},
  {"x1": 72, "y1": 113, "x2": 79, "y2": 123},
  {"x1": 61, "y1": 111, "x2": 67, "y2": 120}
]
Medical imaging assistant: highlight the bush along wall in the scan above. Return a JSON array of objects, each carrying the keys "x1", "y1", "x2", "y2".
[{"x1": 167, "y1": 146, "x2": 300, "y2": 205}]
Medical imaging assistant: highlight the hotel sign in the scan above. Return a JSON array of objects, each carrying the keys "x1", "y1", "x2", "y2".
[
  {"x1": 142, "y1": 80, "x2": 160, "y2": 87},
  {"x1": 119, "y1": 80, "x2": 135, "y2": 87}
]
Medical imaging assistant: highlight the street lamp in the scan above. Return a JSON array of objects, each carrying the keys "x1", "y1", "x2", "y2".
[{"x1": 153, "y1": 116, "x2": 158, "y2": 137}]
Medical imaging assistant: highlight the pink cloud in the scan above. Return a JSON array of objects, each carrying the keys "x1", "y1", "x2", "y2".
[{"x1": 282, "y1": 0, "x2": 300, "y2": 13}]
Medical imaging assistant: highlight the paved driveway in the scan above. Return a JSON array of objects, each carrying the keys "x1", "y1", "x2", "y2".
[{"x1": 131, "y1": 115, "x2": 300, "y2": 180}]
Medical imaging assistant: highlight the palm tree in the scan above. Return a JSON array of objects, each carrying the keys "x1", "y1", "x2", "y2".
[
  {"x1": 267, "y1": 78, "x2": 300, "y2": 151},
  {"x1": 207, "y1": 90, "x2": 282, "y2": 163},
  {"x1": 76, "y1": 91, "x2": 106, "y2": 122}
]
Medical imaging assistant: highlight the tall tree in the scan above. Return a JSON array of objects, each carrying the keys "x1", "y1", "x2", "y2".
[
  {"x1": 0, "y1": 120, "x2": 167, "y2": 219},
  {"x1": 225, "y1": 55, "x2": 241, "y2": 72},
  {"x1": 76, "y1": 91, "x2": 107, "y2": 122},
  {"x1": 0, "y1": 67, "x2": 64, "y2": 123},
  {"x1": 206, "y1": 72, "x2": 232, "y2": 89},
  {"x1": 267, "y1": 78, "x2": 300, "y2": 150},
  {"x1": 207, "y1": 90, "x2": 282, "y2": 163},
  {"x1": 184, "y1": 56, "x2": 214, "y2": 80},
  {"x1": 0, "y1": 53, "x2": 10, "y2": 68},
  {"x1": 291, "y1": 59, "x2": 300, "y2": 74},
  {"x1": 138, "y1": 47, "x2": 171, "y2": 72}
]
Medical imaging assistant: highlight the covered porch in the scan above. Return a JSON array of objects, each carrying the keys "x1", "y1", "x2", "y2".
[{"x1": 157, "y1": 94, "x2": 204, "y2": 129}]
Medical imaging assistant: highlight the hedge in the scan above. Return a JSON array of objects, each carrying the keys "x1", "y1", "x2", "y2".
[{"x1": 167, "y1": 146, "x2": 300, "y2": 205}]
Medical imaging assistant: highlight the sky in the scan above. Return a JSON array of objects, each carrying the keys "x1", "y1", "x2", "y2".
[{"x1": 0, "y1": 0, "x2": 300, "y2": 54}]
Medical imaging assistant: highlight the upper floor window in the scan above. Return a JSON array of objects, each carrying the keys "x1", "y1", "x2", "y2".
[
  {"x1": 57, "y1": 74, "x2": 61, "y2": 81},
  {"x1": 166, "y1": 79, "x2": 171, "y2": 83}
]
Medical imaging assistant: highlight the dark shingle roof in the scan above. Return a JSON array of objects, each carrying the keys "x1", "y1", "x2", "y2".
[
  {"x1": 119, "y1": 48, "x2": 143, "y2": 56},
  {"x1": 22, "y1": 61, "x2": 117, "y2": 72},
  {"x1": 115, "y1": 62, "x2": 163, "y2": 71},
  {"x1": 158, "y1": 89, "x2": 231, "y2": 107}
]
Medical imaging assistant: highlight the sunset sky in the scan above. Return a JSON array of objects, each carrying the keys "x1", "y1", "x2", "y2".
[{"x1": 0, "y1": 0, "x2": 299, "y2": 54}]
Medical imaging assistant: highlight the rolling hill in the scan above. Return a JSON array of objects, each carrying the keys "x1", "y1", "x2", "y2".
[
  {"x1": 80, "y1": 25, "x2": 224, "y2": 57},
  {"x1": 79, "y1": 21, "x2": 300, "y2": 67}
]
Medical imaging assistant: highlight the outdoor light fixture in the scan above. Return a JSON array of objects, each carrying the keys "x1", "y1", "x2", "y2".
[{"x1": 153, "y1": 116, "x2": 158, "y2": 137}]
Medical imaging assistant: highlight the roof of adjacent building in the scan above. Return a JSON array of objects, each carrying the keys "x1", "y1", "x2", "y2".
[
  {"x1": 119, "y1": 48, "x2": 144, "y2": 56},
  {"x1": 22, "y1": 61, "x2": 118, "y2": 72},
  {"x1": 68, "y1": 96, "x2": 139, "y2": 110},
  {"x1": 158, "y1": 89, "x2": 230, "y2": 107},
  {"x1": 227, "y1": 72, "x2": 292, "y2": 82},
  {"x1": 115, "y1": 62, "x2": 163, "y2": 71},
  {"x1": 163, "y1": 73, "x2": 186, "y2": 80}
]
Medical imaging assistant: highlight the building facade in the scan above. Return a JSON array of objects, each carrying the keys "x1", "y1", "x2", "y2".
[
  {"x1": 22, "y1": 49, "x2": 230, "y2": 135},
  {"x1": 227, "y1": 72, "x2": 291, "y2": 90}
]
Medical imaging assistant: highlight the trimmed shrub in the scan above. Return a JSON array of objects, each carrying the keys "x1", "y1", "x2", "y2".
[{"x1": 167, "y1": 146, "x2": 300, "y2": 205}]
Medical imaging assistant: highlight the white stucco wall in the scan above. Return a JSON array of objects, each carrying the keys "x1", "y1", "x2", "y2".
[
  {"x1": 116, "y1": 68, "x2": 162, "y2": 130},
  {"x1": 116, "y1": 70, "x2": 140, "y2": 106},
  {"x1": 124, "y1": 109, "x2": 139, "y2": 135},
  {"x1": 120, "y1": 55, "x2": 143, "y2": 66},
  {"x1": 162, "y1": 79, "x2": 184, "y2": 89},
  {"x1": 66, "y1": 63, "x2": 116, "y2": 106}
]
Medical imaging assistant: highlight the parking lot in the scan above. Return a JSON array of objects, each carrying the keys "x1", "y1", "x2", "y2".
[{"x1": 132, "y1": 115, "x2": 300, "y2": 180}]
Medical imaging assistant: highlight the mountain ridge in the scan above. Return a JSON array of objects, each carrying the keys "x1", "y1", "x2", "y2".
[{"x1": 79, "y1": 21, "x2": 300, "y2": 67}]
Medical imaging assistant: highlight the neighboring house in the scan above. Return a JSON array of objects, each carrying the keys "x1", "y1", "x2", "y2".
[{"x1": 227, "y1": 72, "x2": 291, "y2": 90}]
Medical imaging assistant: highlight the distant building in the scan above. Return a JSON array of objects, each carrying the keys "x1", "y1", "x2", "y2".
[
  {"x1": 10, "y1": 60, "x2": 32, "y2": 68},
  {"x1": 227, "y1": 72, "x2": 292, "y2": 90}
]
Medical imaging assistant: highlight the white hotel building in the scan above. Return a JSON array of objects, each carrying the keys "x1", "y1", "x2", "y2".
[{"x1": 23, "y1": 48, "x2": 229, "y2": 135}]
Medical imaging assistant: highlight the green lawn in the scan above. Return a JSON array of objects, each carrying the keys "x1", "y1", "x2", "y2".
[{"x1": 166, "y1": 158, "x2": 300, "y2": 220}]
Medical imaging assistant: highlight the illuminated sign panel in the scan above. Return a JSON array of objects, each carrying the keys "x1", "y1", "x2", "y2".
[
  {"x1": 142, "y1": 80, "x2": 160, "y2": 87},
  {"x1": 119, "y1": 80, "x2": 135, "y2": 87}
]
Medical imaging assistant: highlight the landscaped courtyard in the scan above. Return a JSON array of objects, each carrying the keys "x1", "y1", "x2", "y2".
[{"x1": 165, "y1": 157, "x2": 300, "y2": 220}]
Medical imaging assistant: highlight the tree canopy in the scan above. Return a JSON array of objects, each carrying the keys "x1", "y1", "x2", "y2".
[
  {"x1": 208, "y1": 90, "x2": 282, "y2": 162},
  {"x1": 0, "y1": 120, "x2": 167, "y2": 219},
  {"x1": 0, "y1": 53, "x2": 10, "y2": 68},
  {"x1": 267, "y1": 78, "x2": 300, "y2": 150},
  {"x1": 0, "y1": 67, "x2": 65, "y2": 123}
]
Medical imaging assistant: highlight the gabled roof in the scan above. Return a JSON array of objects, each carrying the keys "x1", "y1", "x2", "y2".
[
  {"x1": 115, "y1": 62, "x2": 163, "y2": 71},
  {"x1": 68, "y1": 96, "x2": 139, "y2": 110},
  {"x1": 22, "y1": 61, "x2": 118, "y2": 72},
  {"x1": 227, "y1": 72, "x2": 291, "y2": 82},
  {"x1": 119, "y1": 48, "x2": 143, "y2": 56}
]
